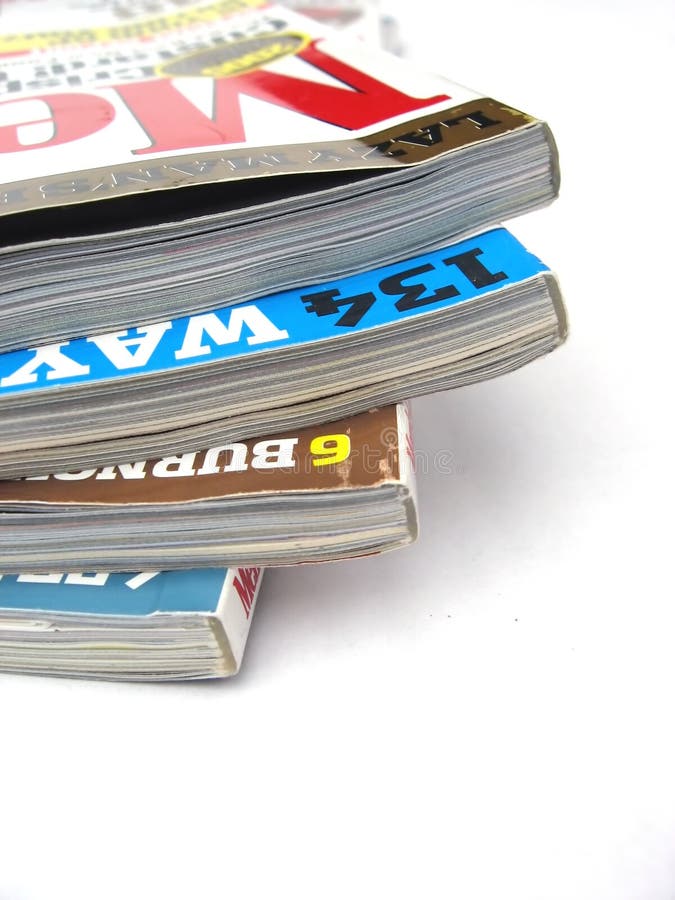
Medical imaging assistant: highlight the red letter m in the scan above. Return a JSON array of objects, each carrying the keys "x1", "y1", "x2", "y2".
[
  {"x1": 232, "y1": 567, "x2": 262, "y2": 619},
  {"x1": 116, "y1": 40, "x2": 450, "y2": 154}
]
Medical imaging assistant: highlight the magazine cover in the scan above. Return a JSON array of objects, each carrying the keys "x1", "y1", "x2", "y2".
[{"x1": 0, "y1": 0, "x2": 548, "y2": 215}]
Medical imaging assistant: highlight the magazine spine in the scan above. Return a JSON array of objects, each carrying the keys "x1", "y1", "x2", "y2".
[
  {"x1": 210, "y1": 566, "x2": 264, "y2": 674},
  {"x1": 395, "y1": 402, "x2": 419, "y2": 541}
]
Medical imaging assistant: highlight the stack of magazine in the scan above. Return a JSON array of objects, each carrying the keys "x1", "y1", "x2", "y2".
[{"x1": 0, "y1": 0, "x2": 567, "y2": 681}]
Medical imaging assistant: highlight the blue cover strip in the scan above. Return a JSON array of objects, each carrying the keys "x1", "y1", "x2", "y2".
[{"x1": 0, "y1": 569, "x2": 228, "y2": 616}]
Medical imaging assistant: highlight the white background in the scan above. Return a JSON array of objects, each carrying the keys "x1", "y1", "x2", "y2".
[{"x1": 2, "y1": 1, "x2": 675, "y2": 898}]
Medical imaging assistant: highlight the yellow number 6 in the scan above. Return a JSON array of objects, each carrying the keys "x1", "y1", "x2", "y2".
[{"x1": 310, "y1": 433, "x2": 351, "y2": 467}]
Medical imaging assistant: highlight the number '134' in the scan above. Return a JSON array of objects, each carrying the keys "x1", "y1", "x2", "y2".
[{"x1": 300, "y1": 247, "x2": 507, "y2": 328}]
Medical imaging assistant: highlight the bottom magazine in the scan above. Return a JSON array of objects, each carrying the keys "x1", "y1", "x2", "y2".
[{"x1": 0, "y1": 567, "x2": 262, "y2": 681}]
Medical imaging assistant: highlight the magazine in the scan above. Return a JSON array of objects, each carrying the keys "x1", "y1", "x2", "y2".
[
  {"x1": 0, "y1": 1, "x2": 559, "y2": 351},
  {"x1": 0, "y1": 565, "x2": 263, "y2": 680},
  {"x1": 0, "y1": 404, "x2": 418, "y2": 570},
  {"x1": 0, "y1": 227, "x2": 567, "y2": 479}
]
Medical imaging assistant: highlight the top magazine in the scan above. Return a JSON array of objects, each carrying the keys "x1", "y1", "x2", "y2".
[{"x1": 0, "y1": 0, "x2": 559, "y2": 352}]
